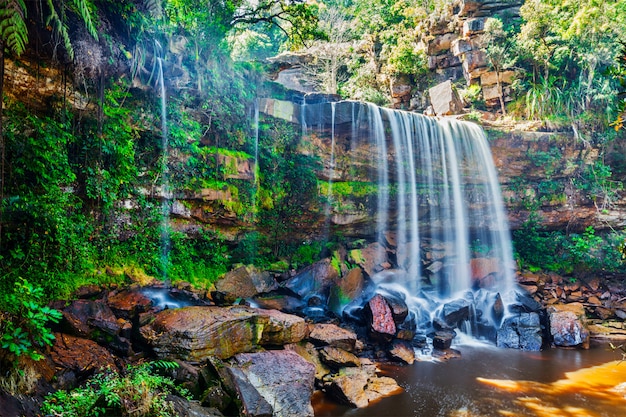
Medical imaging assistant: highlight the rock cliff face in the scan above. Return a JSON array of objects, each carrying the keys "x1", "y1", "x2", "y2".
[{"x1": 259, "y1": 97, "x2": 626, "y2": 236}]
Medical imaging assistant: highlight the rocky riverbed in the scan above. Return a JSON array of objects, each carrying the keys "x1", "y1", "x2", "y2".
[{"x1": 1, "y1": 257, "x2": 625, "y2": 417}]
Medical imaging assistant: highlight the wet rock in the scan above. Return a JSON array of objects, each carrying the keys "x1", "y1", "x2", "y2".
[
  {"x1": 107, "y1": 290, "x2": 153, "y2": 320},
  {"x1": 470, "y1": 258, "x2": 500, "y2": 286},
  {"x1": 389, "y1": 340, "x2": 415, "y2": 364},
  {"x1": 492, "y1": 293, "x2": 505, "y2": 324},
  {"x1": 349, "y1": 243, "x2": 387, "y2": 277},
  {"x1": 225, "y1": 350, "x2": 316, "y2": 417},
  {"x1": 511, "y1": 292, "x2": 543, "y2": 313},
  {"x1": 379, "y1": 291, "x2": 409, "y2": 324},
  {"x1": 432, "y1": 330, "x2": 456, "y2": 350},
  {"x1": 283, "y1": 258, "x2": 338, "y2": 300},
  {"x1": 140, "y1": 306, "x2": 307, "y2": 361},
  {"x1": 337, "y1": 267, "x2": 365, "y2": 301},
  {"x1": 496, "y1": 312, "x2": 543, "y2": 351},
  {"x1": 251, "y1": 293, "x2": 305, "y2": 314},
  {"x1": 396, "y1": 312, "x2": 417, "y2": 341},
  {"x1": 323, "y1": 360, "x2": 402, "y2": 408},
  {"x1": 432, "y1": 348, "x2": 462, "y2": 361},
  {"x1": 365, "y1": 294, "x2": 396, "y2": 341},
  {"x1": 442, "y1": 298, "x2": 471, "y2": 327},
  {"x1": 74, "y1": 284, "x2": 104, "y2": 299},
  {"x1": 214, "y1": 265, "x2": 278, "y2": 304},
  {"x1": 308, "y1": 323, "x2": 358, "y2": 352},
  {"x1": 320, "y1": 346, "x2": 360, "y2": 368},
  {"x1": 547, "y1": 303, "x2": 590, "y2": 348}
]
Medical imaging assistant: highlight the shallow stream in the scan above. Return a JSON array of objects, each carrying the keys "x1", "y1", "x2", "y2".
[{"x1": 314, "y1": 341, "x2": 626, "y2": 417}]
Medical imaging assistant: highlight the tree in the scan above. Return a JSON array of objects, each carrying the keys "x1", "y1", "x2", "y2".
[
  {"x1": 303, "y1": 4, "x2": 353, "y2": 94},
  {"x1": 483, "y1": 17, "x2": 518, "y2": 115}
]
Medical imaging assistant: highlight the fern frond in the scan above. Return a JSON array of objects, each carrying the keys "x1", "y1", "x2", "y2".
[
  {"x1": 46, "y1": 0, "x2": 74, "y2": 60},
  {"x1": 71, "y1": 0, "x2": 98, "y2": 41},
  {"x1": 0, "y1": 0, "x2": 29, "y2": 56},
  {"x1": 144, "y1": 0, "x2": 163, "y2": 19}
]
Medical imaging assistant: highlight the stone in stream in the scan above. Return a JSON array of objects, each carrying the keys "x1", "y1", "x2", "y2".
[
  {"x1": 496, "y1": 312, "x2": 543, "y2": 351},
  {"x1": 547, "y1": 303, "x2": 590, "y2": 349},
  {"x1": 321, "y1": 359, "x2": 402, "y2": 408},
  {"x1": 213, "y1": 265, "x2": 278, "y2": 304},
  {"x1": 365, "y1": 294, "x2": 396, "y2": 341},
  {"x1": 442, "y1": 298, "x2": 471, "y2": 327},
  {"x1": 139, "y1": 306, "x2": 307, "y2": 361}
]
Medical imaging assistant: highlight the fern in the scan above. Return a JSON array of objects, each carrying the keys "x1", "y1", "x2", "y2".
[
  {"x1": 72, "y1": 0, "x2": 99, "y2": 41},
  {"x1": 0, "y1": 0, "x2": 29, "y2": 56},
  {"x1": 46, "y1": 0, "x2": 74, "y2": 60}
]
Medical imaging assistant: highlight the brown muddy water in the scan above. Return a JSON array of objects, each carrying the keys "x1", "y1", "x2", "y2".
[{"x1": 314, "y1": 340, "x2": 626, "y2": 417}]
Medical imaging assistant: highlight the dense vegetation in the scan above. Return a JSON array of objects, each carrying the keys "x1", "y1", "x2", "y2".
[{"x1": 1, "y1": 2, "x2": 626, "y2": 398}]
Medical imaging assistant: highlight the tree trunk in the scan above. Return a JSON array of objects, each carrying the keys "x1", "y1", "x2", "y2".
[
  {"x1": 0, "y1": 43, "x2": 5, "y2": 245},
  {"x1": 495, "y1": 70, "x2": 506, "y2": 115}
]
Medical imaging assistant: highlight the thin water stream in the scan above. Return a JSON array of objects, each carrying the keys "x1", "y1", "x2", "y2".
[{"x1": 315, "y1": 342, "x2": 626, "y2": 417}]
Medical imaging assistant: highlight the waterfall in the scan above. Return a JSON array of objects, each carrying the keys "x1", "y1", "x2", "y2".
[
  {"x1": 299, "y1": 99, "x2": 516, "y2": 334},
  {"x1": 156, "y1": 49, "x2": 171, "y2": 279}
]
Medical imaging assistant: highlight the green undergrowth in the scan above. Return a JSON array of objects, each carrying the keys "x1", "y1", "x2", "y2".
[
  {"x1": 513, "y1": 215, "x2": 626, "y2": 275},
  {"x1": 41, "y1": 361, "x2": 190, "y2": 417}
]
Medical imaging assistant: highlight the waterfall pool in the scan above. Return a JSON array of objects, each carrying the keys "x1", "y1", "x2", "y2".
[{"x1": 314, "y1": 341, "x2": 626, "y2": 417}]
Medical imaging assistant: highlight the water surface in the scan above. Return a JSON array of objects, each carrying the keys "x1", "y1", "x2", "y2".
[{"x1": 314, "y1": 341, "x2": 626, "y2": 417}]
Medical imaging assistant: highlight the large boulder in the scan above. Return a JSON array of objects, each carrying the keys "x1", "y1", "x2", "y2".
[
  {"x1": 496, "y1": 312, "x2": 543, "y2": 351},
  {"x1": 214, "y1": 265, "x2": 278, "y2": 304},
  {"x1": 547, "y1": 303, "x2": 590, "y2": 348},
  {"x1": 428, "y1": 80, "x2": 464, "y2": 116},
  {"x1": 348, "y1": 243, "x2": 387, "y2": 277},
  {"x1": 283, "y1": 258, "x2": 339, "y2": 300},
  {"x1": 224, "y1": 350, "x2": 316, "y2": 417},
  {"x1": 365, "y1": 294, "x2": 396, "y2": 340},
  {"x1": 139, "y1": 306, "x2": 307, "y2": 361}
]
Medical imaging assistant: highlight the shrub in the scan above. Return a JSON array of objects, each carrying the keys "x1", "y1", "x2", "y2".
[
  {"x1": 0, "y1": 279, "x2": 62, "y2": 364},
  {"x1": 41, "y1": 362, "x2": 190, "y2": 417}
]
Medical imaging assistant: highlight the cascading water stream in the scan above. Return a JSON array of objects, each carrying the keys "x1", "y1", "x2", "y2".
[
  {"x1": 302, "y1": 99, "x2": 517, "y2": 340},
  {"x1": 155, "y1": 43, "x2": 171, "y2": 279}
]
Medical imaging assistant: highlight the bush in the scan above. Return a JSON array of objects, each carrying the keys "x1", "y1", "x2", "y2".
[
  {"x1": 0, "y1": 279, "x2": 62, "y2": 364},
  {"x1": 41, "y1": 362, "x2": 190, "y2": 417}
]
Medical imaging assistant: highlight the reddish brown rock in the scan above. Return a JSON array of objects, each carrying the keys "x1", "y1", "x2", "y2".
[
  {"x1": 366, "y1": 294, "x2": 396, "y2": 340},
  {"x1": 322, "y1": 360, "x2": 402, "y2": 408},
  {"x1": 336, "y1": 267, "x2": 365, "y2": 302},
  {"x1": 389, "y1": 340, "x2": 415, "y2": 365},
  {"x1": 49, "y1": 333, "x2": 117, "y2": 375},
  {"x1": 107, "y1": 290, "x2": 153, "y2": 319},
  {"x1": 470, "y1": 258, "x2": 500, "y2": 282},
  {"x1": 349, "y1": 243, "x2": 387, "y2": 277}
]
